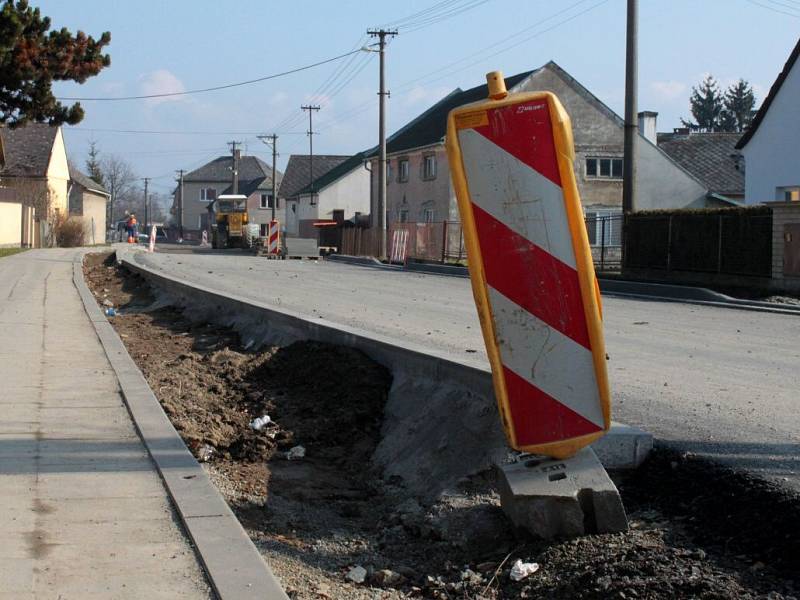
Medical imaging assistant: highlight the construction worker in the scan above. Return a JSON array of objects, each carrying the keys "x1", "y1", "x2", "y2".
[{"x1": 126, "y1": 213, "x2": 138, "y2": 243}]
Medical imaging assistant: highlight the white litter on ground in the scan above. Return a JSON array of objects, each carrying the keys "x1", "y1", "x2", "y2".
[
  {"x1": 249, "y1": 415, "x2": 272, "y2": 430},
  {"x1": 509, "y1": 559, "x2": 540, "y2": 582},
  {"x1": 345, "y1": 565, "x2": 367, "y2": 584}
]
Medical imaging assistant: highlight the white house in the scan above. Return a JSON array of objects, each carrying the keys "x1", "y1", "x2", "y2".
[
  {"x1": 284, "y1": 153, "x2": 370, "y2": 237},
  {"x1": 736, "y1": 37, "x2": 800, "y2": 204}
]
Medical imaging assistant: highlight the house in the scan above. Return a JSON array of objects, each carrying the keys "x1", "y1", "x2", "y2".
[
  {"x1": 735, "y1": 37, "x2": 800, "y2": 204},
  {"x1": 277, "y1": 154, "x2": 349, "y2": 237},
  {"x1": 656, "y1": 130, "x2": 745, "y2": 203},
  {"x1": 368, "y1": 62, "x2": 733, "y2": 246},
  {"x1": 68, "y1": 166, "x2": 110, "y2": 244},
  {"x1": 0, "y1": 124, "x2": 70, "y2": 229},
  {"x1": 285, "y1": 153, "x2": 370, "y2": 238},
  {"x1": 172, "y1": 151, "x2": 282, "y2": 238}
]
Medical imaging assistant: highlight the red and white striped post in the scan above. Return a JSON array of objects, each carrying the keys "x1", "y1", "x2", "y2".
[
  {"x1": 267, "y1": 220, "x2": 280, "y2": 255},
  {"x1": 446, "y1": 71, "x2": 611, "y2": 459}
]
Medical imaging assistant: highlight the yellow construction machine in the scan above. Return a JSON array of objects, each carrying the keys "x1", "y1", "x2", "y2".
[{"x1": 211, "y1": 194, "x2": 252, "y2": 249}]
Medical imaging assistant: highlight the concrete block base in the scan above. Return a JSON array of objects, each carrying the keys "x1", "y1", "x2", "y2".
[
  {"x1": 498, "y1": 447, "x2": 628, "y2": 539},
  {"x1": 591, "y1": 422, "x2": 653, "y2": 469}
]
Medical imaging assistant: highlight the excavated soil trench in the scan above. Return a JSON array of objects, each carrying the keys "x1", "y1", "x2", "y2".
[{"x1": 84, "y1": 251, "x2": 800, "y2": 600}]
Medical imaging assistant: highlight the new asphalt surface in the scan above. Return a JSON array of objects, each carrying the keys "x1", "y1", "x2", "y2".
[{"x1": 131, "y1": 247, "x2": 800, "y2": 493}]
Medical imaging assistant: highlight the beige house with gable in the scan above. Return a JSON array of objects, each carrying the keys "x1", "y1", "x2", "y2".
[{"x1": 0, "y1": 123, "x2": 71, "y2": 246}]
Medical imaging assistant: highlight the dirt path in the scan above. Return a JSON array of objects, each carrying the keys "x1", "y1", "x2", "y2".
[{"x1": 84, "y1": 252, "x2": 799, "y2": 600}]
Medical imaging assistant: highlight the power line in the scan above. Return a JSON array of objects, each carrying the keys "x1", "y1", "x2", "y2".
[
  {"x1": 318, "y1": 0, "x2": 604, "y2": 133},
  {"x1": 67, "y1": 127, "x2": 306, "y2": 136},
  {"x1": 743, "y1": 0, "x2": 800, "y2": 16},
  {"x1": 56, "y1": 48, "x2": 364, "y2": 101}
]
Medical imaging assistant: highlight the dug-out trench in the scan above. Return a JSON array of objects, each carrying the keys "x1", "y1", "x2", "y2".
[{"x1": 83, "y1": 251, "x2": 800, "y2": 600}]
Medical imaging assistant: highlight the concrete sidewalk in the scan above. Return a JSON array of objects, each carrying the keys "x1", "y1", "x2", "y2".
[{"x1": 0, "y1": 249, "x2": 212, "y2": 599}]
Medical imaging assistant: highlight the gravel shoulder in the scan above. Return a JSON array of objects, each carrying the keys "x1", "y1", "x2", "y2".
[{"x1": 86, "y1": 252, "x2": 800, "y2": 599}]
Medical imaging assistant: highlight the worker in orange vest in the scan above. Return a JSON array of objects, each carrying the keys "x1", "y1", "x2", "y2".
[{"x1": 126, "y1": 214, "x2": 138, "y2": 243}]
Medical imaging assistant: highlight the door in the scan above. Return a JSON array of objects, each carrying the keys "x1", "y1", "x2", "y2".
[{"x1": 784, "y1": 224, "x2": 800, "y2": 276}]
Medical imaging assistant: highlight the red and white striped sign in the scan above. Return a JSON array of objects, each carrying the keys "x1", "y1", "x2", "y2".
[
  {"x1": 447, "y1": 87, "x2": 610, "y2": 457},
  {"x1": 267, "y1": 220, "x2": 280, "y2": 254},
  {"x1": 148, "y1": 224, "x2": 156, "y2": 253},
  {"x1": 390, "y1": 229, "x2": 409, "y2": 264}
]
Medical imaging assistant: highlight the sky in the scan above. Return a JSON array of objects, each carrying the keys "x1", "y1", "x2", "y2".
[{"x1": 36, "y1": 0, "x2": 800, "y2": 198}]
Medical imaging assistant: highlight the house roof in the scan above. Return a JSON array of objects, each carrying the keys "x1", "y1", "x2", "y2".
[
  {"x1": 221, "y1": 175, "x2": 274, "y2": 197},
  {"x1": 0, "y1": 123, "x2": 59, "y2": 178},
  {"x1": 736, "y1": 36, "x2": 800, "y2": 149},
  {"x1": 370, "y1": 70, "x2": 535, "y2": 157},
  {"x1": 69, "y1": 164, "x2": 110, "y2": 196},
  {"x1": 296, "y1": 152, "x2": 366, "y2": 196},
  {"x1": 279, "y1": 154, "x2": 350, "y2": 198},
  {"x1": 183, "y1": 154, "x2": 275, "y2": 183},
  {"x1": 657, "y1": 132, "x2": 744, "y2": 196}
]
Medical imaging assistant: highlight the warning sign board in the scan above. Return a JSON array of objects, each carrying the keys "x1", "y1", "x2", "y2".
[{"x1": 445, "y1": 72, "x2": 611, "y2": 459}]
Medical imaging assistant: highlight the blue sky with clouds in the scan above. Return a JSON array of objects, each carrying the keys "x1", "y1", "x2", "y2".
[{"x1": 38, "y1": 0, "x2": 800, "y2": 194}]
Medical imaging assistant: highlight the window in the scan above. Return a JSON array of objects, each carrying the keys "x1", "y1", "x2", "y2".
[
  {"x1": 423, "y1": 208, "x2": 435, "y2": 223},
  {"x1": 200, "y1": 188, "x2": 217, "y2": 202},
  {"x1": 398, "y1": 209, "x2": 409, "y2": 223},
  {"x1": 777, "y1": 186, "x2": 800, "y2": 202},
  {"x1": 260, "y1": 223, "x2": 268, "y2": 237},
  {"x1": 584, "y1": 209, "x2": 622, "y2": 246},
  {"x1": 585, "y1": 157, "x2": 623, "y2": 180},
  {"x1": 422, "y1": 154, "x2": 437, "y2": 179},
  {"x1": 260, "y1": 193, "x2": 278, "y2": 209},
  {"x1": 398, "y1": 159, "x2": 409, "y2": 182}
]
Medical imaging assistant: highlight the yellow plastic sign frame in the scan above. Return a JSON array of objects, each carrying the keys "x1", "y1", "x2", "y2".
[{"x1": 445, "y1": 83, "x2": 611, "y2": 459}]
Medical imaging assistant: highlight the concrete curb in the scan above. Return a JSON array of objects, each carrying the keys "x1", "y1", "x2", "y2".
[
  {"x1": 72, "y1": 256, "x2": 288, "y2": 600},
  {"x1": 328, "y1": 258, "x2": 799, "y2": 316},
  {"x1": 119, "y1": 251, "x2": 651, "y2": 481},
  {"x1": 327, "y1": 254, "x2": 400, "y2": 270},
  {"x1": 404, "y1": 261, "x2": 469, "y2": 278}
]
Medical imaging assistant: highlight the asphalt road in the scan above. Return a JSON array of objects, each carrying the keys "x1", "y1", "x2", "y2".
[{"x1": 130, "y1": 247, "x2": 800, "y2": 490}]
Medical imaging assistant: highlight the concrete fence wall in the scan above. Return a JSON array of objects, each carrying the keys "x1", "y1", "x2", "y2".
[{"x1": 0, "y1": 201, "x2": 22, "y2": 247}]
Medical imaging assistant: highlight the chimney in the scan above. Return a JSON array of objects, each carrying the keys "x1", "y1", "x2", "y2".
[{"x1": 637, "y1": 111, "x2": 658, "y2": 144}]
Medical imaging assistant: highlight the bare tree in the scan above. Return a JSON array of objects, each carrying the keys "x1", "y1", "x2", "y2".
[{"x1": 101, "y1": 154, "x2": 137, "y2": 225}]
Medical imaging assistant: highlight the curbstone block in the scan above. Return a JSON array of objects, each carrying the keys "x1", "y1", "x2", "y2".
[
  {"x1": 498, "y1": 447, "x2": 628, "y2": 539},
  {"x1": 591, "y1": 422, "x2": 653, "y2": 469}
]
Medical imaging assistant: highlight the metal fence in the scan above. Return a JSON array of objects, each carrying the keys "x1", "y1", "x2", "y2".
[
  {"x1": 584, "y1": 214, "x2": 623, "y2": 272},
  {"x1": 340, "y1": 217, "x2": 621, "y2": 271}
]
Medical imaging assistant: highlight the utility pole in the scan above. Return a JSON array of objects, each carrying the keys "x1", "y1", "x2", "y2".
[
  {"x1": 622, "y1": 0, "x2": 638, "y2": 261},
  {"x1": 175, "y1": 169, "x2": 185, "y2": 240},
  {"x1": 257, "y1": 134, "x2": 279, "y2": 221},
  {"x1": 301, "y1": 105, "x2": 320, "y2": 203},
  {"x1": 142, "y1": 177, "x2": 150, "y2": 230},
  {"x1": 228, "y1": 141, "x2": 241, "y2": 194},
  {"x1": 367, "y1": 28, "x2": 397, "y2": 259}
]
